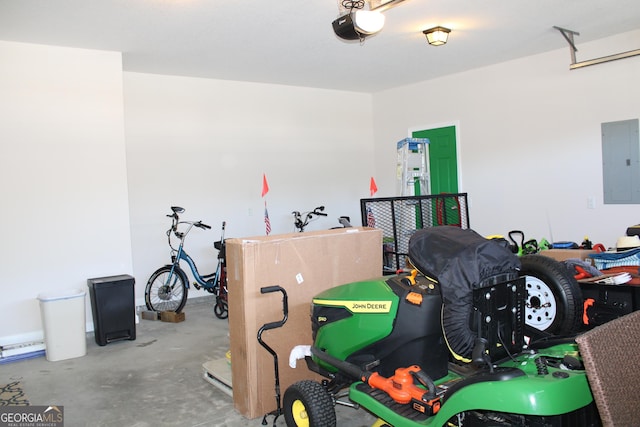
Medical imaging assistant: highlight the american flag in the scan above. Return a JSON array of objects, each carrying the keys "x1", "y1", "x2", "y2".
[
  {"x1": 366, "y1": 207, "x2": 375, "y2": 227},
  {"x1": 264, "y1": 203, "x2": 271, "y2": 235}
]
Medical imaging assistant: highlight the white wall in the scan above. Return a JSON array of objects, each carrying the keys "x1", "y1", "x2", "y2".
[
  {"x1": 372, "y1": 30, "x2": 640, "y2": 248},
  {"x1": 0, "y1": 42, "x2": 375, "y2": 348},
  {"x1": 0, "y1": 41, "x2": 133, "y2": 344},
  {"x1": 123, "y1": 73, "x2": 375, "y2": 303}
]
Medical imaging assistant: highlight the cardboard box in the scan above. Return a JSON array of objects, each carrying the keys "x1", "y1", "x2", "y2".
[
  {"x1": 227, "y1": 227, "x2": 382, "y2": 419},
  {"x1": 160, "y1": 311, "x2": 185, "y2": 323},
  {"x1": 539, "y1": 249, "x2": 596, "y2": 265}
]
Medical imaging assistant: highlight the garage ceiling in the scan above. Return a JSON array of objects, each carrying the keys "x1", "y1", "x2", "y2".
[{"x1": 1, "y1": 0, "x2": 639, "y2": 93}]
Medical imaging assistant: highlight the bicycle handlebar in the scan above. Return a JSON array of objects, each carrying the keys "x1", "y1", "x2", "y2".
[
  {"x1": 313, "y1": 206, "x2": 328, "y2": 217},
  {"x1": 166, "y1": 207, "x2": 217, "y2": 243},
  {"x1": 292, "y1": 205, "x2": 328, "y2": 232},
  {"x1": 164, "y1": 207, "x2": 226, "y2": 255}
]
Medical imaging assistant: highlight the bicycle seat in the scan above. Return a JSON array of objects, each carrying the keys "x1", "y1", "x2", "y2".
[{"x1": 171, "y1": 206, "x2": 185, "y2": 214}]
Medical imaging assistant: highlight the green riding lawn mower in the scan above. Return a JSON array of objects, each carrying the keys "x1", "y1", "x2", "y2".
[{"x1": 282, "y1": 226, "x2": 600, "y2": 427}]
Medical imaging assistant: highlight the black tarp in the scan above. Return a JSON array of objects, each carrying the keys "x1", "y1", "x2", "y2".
[{"x1": 408, "y1": 226, "x2": 521, "y2": 359}]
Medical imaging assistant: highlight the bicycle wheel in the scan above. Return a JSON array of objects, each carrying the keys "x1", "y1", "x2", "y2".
[
  {"x1": 213, "y1": 280, "x2": 228, "y2": 319},
  {"x1": 145, "y1": 265, "x2": 188, "y2": 313},
  {"x1": 214, "y1": 297, "x2": 228, "y2": 319}
]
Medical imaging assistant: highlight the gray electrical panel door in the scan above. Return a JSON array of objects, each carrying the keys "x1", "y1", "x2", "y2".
[{"x1": 602, "y1": 119, "x2": 640, "y2": 204}]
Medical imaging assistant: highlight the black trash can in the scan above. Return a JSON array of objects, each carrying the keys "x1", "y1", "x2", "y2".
[{"x1": 87, "y1": 274, "x2": 136, "y2": 346}]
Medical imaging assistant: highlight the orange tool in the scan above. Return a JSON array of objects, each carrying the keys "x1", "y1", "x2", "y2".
[
  {"x1": 364, "y1": 365, "x2": 441, "y2": 415},
  {"x1": 574, "y1": 265, "x2": 592, "y2": 280}
]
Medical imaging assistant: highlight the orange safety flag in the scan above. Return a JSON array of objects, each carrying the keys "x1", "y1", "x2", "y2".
[
  {"x1": 370, "y1": 177, "x2": 378, "y2": 197},
  {"x1": 262, "y1": 174, "x2": 270, "y2": 198}
]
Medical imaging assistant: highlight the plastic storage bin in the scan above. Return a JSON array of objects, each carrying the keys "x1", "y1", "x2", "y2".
[
  {"x1": 87, "y1": 275, "x2": 136, "y2": 346},
  {"x1": 38, "y1": 289, "x2": 87, "y2": 362}
]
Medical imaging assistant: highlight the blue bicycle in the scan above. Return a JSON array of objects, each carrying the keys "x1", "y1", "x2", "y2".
[{"x1": 144, "y1": 206, "x2": 228, "y2": 319}]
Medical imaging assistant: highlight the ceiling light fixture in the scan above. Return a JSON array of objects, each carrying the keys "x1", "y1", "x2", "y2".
[
  {"x1": 423, "y1": 26, "x2": 451, "y2": 46},
  {"x1": 333, "y1": 9, "x2": 385, "y2": 40}
]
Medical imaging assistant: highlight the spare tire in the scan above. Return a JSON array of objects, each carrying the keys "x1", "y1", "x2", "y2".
[{"x1": 520, "y1": 254, "x2": 583, "y2": 335}]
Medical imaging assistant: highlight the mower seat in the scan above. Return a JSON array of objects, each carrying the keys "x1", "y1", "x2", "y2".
[{"x1": 408, "y1": 226, "x2": 523, "y2": 361}]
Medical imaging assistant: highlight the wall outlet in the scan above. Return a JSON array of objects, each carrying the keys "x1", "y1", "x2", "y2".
[{"x1": 587, "y1": 196, "x2": 596, "y2": 209}]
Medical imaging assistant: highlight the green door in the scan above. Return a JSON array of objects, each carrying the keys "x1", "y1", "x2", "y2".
[
  {"x1": 412, "y1": 126, "x2": 458, "y2": 194},
  {"x1": 413, "y1": 126, "x2": 460, "y2": 226}
]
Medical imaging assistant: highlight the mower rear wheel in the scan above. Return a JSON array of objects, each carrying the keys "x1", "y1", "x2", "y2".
[
  {"x1": 283, "y1": 380, "x2": 336, "y2": 427},
  {"x1": 520, "y1": 254, "x2": 583, "y2": 336}
]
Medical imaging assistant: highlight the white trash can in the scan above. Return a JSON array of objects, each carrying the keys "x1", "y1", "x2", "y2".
[{"x1": 38, "y1": 289, "x2": 87, "y2": 362}]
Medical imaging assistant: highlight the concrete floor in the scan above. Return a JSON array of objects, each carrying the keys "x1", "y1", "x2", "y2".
[{"x1": 0, "y1": 297, "x2": 377, "y2": 427}]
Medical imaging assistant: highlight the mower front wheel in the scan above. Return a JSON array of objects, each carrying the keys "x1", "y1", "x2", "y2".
[{"x1": 283, "y1": 380, "x2": 336, "y2": 427}]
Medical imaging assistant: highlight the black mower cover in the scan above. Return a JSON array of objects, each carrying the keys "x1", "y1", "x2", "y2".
[{"x1": 408, "y1": 226, "x2": 521, "y2": 360}]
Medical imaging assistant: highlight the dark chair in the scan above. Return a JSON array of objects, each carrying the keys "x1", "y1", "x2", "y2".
[{"x1": 575, "y1": 310, "x2": 640, "y2": 427}]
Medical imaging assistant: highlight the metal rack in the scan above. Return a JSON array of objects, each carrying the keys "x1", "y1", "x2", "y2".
[{"x1": 360, "y1": 193, "x2": 470, "y2": 273}]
